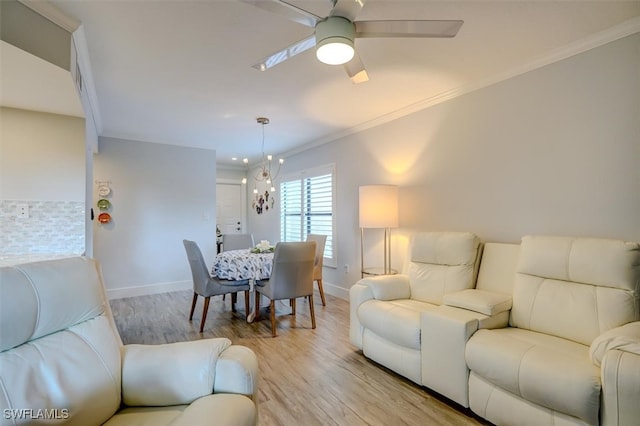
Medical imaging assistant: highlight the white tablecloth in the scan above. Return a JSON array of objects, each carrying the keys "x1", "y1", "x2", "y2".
[
  {"x1": 212, "y1": 249, "x2": 273, "y2": 281},
  {"x1": 212, "y1": 249, "x2": 274, "y2": 323}
]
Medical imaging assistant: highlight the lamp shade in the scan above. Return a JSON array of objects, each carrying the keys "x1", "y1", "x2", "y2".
[{"x1": 359, "y1": 185, "x2": 399, "y2": 228}]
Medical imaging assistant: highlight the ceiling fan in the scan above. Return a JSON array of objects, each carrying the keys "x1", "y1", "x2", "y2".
[{"x1": 241, "y1": 0, "x2": 463, "y2": 84}]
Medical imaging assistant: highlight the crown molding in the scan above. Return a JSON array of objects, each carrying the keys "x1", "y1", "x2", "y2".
[
  {"x1": 283, "y1": 16, "x2": 640, "y2": 159},
  {"x1": 18, "y1": 0, "x2": 80, "y2": 33},
  {"x1": 72, "y1": 26, "x2": 103, "y2": 134}
]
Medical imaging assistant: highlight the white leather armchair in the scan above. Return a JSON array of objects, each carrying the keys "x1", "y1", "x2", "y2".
[{"x1": 0, "y1": 257, "x2": 258, "y2": 426}]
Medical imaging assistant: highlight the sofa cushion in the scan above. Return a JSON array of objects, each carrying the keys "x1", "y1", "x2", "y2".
[
  {"x1": 408, "y1": 232, "x2": 481, "y2": 305},
  {"x1": 0, "y1": 315, "x2": 122, "y2": 426},
  {"x1": 511, "y1": 236, "x2": 640, "y2": 345},
  {"x1": 103, "y1": 406, "x2": 186, "y2": 426},
  {"x1": 0, "y1": 257, "x2": 106, "y2": 352},
  {"x1": 357, "y1": 299, "x2": 437, "y2": 349},
  {"x1": 466, "y1": 328, "x2": 600, "y2": 424},
  {"x1": 104, "y1": 394, "x2": 256, "y2": 426},
  {"x1": 517, "y1": 236, "x2": 640, "y2": 290}
]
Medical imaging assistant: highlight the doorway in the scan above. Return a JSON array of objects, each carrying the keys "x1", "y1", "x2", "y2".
[{"x1": 216, "y1": 180, "x2": 247, "y2": 235}]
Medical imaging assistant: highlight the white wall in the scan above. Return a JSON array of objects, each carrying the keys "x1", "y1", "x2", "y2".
[
  {"x1": 1, "y1": 107, "x2": 85, "y2": 201},
  {"x1": 0, "y1": 107, "x2": 86, "y2": 258},
  {"x1": 93, "y1": 137, "x2": 217, "y2": 297},
  {"x1": 250, "y1": 33, "x2": 640, "y2": 299},
  {"x1": 216, "y1": 166, "x2": 245, "y2": 182}
]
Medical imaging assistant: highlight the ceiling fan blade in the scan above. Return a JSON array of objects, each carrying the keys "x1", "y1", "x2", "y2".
[
  {"x1": 252, "y1": 35, "x2": 316, "y2": 71},
  {"x1": 240, "y1": 0, "x2": 322, "y2": 28},
  {"x1": 344, "y1": 53, "x2": 369, "y2": 84},
  {"x1": 330, "y1": 0, "x2": 367, "y2": 21},
  {"x1": 355, "y1": 20, "x2": 463, "y2": 38}
]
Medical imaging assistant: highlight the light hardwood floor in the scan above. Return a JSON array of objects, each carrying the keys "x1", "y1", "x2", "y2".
[{"x1": 110, "y1": 290, "x2": 488, "y2": 426}]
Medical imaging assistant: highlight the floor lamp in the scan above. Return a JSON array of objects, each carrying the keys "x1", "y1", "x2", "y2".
[{"x1": 359, "y1": 185, "x2": 399, "y2": 277}]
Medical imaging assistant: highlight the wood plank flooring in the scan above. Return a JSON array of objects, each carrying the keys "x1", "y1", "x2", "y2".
[{"x1": 110, "y1": 290, "x2": 488, "y2": 426}]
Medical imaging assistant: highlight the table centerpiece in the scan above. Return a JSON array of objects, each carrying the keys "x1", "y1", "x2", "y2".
[{"x1": 251, "y1": 240, "x2": 275, "y2": 253}]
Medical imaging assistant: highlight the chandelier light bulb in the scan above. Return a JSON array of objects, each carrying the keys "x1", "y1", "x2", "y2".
[
  {"x1": 241, "y1": 177, "x2": 247, "y2": 184},
  {"x1": 249, "y1": 117, "x2": 283, "y2": 214}
]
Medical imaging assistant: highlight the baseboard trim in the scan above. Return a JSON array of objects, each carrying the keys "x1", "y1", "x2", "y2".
[
  {"x1": 323, "y1": 281, "x2": 348, "y2": 301},
  {"x1": 107, "y1": 280, "x2": 192, "y2": 300},
  {"x1": 106, "y1": 279, "x2": 349, "y2": 302}
]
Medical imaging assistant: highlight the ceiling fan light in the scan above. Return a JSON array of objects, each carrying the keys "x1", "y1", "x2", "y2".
[
  {"x1": 316, "y1": 39, "x2": 354, "y2": 65},
  {"x1": 315, "y1": 16, "x2": 355, "y2": 65}
]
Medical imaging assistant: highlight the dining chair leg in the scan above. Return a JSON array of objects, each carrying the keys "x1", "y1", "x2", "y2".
[
  {"x1": 317, "y1": 279, "x2": 326, "y2": 306},
  {"x1": 200, "y1": 296, "x2": 211, "y2": 332},
  {"x1": 244, "y1": 291, "x2": 250, "y2": 318},
  {"x1": 270, "y1": 300, "x2": 277, "y2": 337},
  {"x1": 308, "y1": 295, "x2": 316, "y2": 329},
  {"x1": 189, "y1": 292, "x2": 198, "y2": 320},
  {"x1": 291, "y1": 298, "x2": 296, "y2": 316}
]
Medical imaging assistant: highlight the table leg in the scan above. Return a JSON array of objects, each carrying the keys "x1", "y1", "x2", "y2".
[{"x1": 246, "y1": 280, "x2": 256, "y2": 323}]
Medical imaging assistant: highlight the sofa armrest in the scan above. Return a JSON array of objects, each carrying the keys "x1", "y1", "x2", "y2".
[
  {"x1": 590, "y1": 321, "x2": 640, "y2": 367},
  {"x1": 122, "y1": 338, "x2": 233, "y2": 406},
  {"x1": 349, "y1": 275, "x2": 411, "y2": 349},
  {"x1": 421, "y1": 306, "x2": 483, "y2": 407},
  {"x1": 601, "y1": 346, "x2": 640, "y2": 426},
  {"x1": 214, "y1": 345, "x2": 259, "y2": 399},
  {"x1": 443, "y1": 289, "x2": 512, "y2": 316},
  {"x1": 356, "y1": 274, "x2": 411, "y2": 301}
]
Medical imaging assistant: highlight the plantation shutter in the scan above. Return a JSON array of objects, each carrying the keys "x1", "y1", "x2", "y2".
[{"x1": 280, "y1": 165, "x2": 335, "y2": 266}]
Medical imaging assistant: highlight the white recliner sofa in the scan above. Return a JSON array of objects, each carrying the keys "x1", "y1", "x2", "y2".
[
  {"x1": 466, "y1": 235, "x2": 640, "y2": 426},
  {"x1": 351, "y1": 233, "x2": 640, "y2": 426},
  {"x1": 0, "y1": 257, "x2": 258, "y2": 426}
]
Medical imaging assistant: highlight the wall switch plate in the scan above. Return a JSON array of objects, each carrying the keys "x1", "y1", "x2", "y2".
[{"x1": 17, "y1": 203, "x2": 29, "y2": 218}]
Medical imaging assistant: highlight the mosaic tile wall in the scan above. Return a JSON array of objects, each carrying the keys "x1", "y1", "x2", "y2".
[{"x1": 0, "y1": 200, "x2": 85, "y2": 255}]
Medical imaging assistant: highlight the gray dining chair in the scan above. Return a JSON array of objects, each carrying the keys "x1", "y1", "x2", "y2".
[
  {"x1": 183, "y1": 239, "x2": 251, "y2": 332},
  {"x1": 255, "y1": 241, "x2": 316, "y2": 337},
  {"x1": 306, "y1": 234, "x2": 327, "y2": 306},
  {"x1": 222, "y1": 233, "x2": 255, "y2": 251}
]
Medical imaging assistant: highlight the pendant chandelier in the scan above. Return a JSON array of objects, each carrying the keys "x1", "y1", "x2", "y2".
[{"x1": 242, "y1": 117, "x2": 284, "y2": 194}]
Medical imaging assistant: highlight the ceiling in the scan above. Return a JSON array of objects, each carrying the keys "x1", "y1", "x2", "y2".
[{"x1": 5, "y1": 1, "x2": 640, "y2": 167}]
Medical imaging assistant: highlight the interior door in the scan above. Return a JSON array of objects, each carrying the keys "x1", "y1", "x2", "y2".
[{"x1": 216, "y1": 183, "x2": 244, "y2": 234}]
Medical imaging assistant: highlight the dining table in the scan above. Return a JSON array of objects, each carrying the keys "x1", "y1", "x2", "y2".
[{"x1": 212, "y1": 248, "x2": 274, "y2": 323}]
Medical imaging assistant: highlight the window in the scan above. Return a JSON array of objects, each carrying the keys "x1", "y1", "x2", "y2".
[{"x1": 280, "y1": 164, "x2": 335, "y2": 267}]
